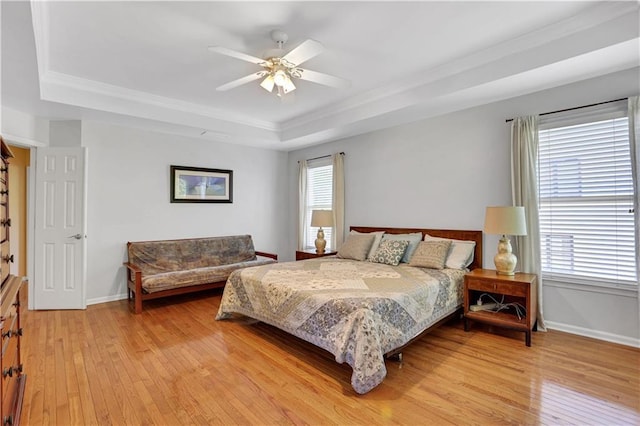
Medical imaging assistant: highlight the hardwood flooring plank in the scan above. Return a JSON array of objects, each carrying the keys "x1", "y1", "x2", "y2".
[{"x1": 19, "y1": 290, "x2": 640, "y2": 425}]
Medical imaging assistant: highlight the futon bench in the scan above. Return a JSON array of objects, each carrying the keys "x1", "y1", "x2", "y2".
[{"x1": 124, "y1": 234, "x2": 277, "y2": 313}]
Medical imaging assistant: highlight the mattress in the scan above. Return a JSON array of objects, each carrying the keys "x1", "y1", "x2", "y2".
[{"x1": 216, "y1": 257, "x2": 465, "y2": 394}]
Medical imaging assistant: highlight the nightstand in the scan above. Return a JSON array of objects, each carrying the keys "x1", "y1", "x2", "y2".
[
  {"x1": 463, "y1": 269, "x2": 537, "y2": 346},
  {"x1": 295, "y1": 250, "x2": 338, "y2": 261}
]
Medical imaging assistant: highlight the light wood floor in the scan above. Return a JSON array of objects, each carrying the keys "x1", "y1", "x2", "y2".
[{"x1": 19, "y1": 289, "x2": 640, "y2": 425}]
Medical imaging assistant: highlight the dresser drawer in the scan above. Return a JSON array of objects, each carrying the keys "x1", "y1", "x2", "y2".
[
  {"x1": 0, "y1": 206, "x2": 6, "y2": 243},
  {"x1": 2, "y1": 372, "x2": 21, "y2": 426},
  {"x1": 2, "y1": 343, "x2": 19, "y2": 401},
  {"x1": 1, "y1": 311, "x2": 18, "y2": 357},
  {"x1": 0, "y1": 241, "x2": 11, "y2": 286},
  {"x1": 0, "y1": 180, "x2": 6, "y2": 206}
]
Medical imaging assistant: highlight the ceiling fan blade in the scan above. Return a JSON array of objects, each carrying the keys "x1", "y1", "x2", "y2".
[
  {"x1": 297, "y1": 68, "x2": 350, "y2": 89},
  {"x1": 216, "y1": 72, "x2": 263, "y2": 91},
  {"x1": 208, "y1": 46, "x2": 265, "y2": 65},
  {"x1": 282, "y1": 39, "x2": 324, "y2": 66}
]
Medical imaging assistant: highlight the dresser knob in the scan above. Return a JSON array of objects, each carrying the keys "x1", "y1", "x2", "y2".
[
  {"x1": 3, "y1": 415, "x2": 13, "y2": 425},
  {"x1": 2, "y1": 367, "x2": 12, "y2": 378},
  {"x1": 0, "y1": 190, "x2": 8, "y2": 196},
  {"x1": 3, "y1": 254, "x2": 13, "y2": 264},
  {"x1": 1, "y1": 330, "x2": 11, "y2": 339},
  {"x1": 0, "y1": 218, "x2": 10, "y2": 227}
]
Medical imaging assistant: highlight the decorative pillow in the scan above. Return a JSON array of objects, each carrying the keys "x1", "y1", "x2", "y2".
[
  {"x1": 381, "y1": 232, "x2": 422, "y2": 263},
  {"x1": 409, "y1": 240, "x2": 452, "y2": 269},
  {"x1": 424, "y1": 234, "x2": 476, "y2": 269},
  {"x1": 369, "y1": 239, "x2": 410, "y2": 266},
  {"x1": 337, "y1": 234, "x2": 375, "y2": 261},
  {"x1": 350, "y1": 230, "x2": 385, "y2": 260}
]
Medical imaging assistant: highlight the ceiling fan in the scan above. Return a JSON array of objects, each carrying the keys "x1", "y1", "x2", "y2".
[{"x1": 209, "y1": 30, "x2": 350, "y2": 97}]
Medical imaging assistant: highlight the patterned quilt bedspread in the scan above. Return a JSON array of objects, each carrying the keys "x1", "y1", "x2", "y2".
[{"x1": 215, "y1": 257, "x2": 465, "y2": 394}]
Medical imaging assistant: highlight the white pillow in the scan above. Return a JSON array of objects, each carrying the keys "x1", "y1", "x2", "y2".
[
  {"x1": 424, "y1": 234, "x2": 476, "y2": 269},
  {"x1": 350, "y1": 230, "x2": 385, "y2": 260}
]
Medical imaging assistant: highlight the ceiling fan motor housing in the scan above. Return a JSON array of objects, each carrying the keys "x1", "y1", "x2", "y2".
[{"x1": 270, "y1": 30, "x2": 288, "y2": 47}]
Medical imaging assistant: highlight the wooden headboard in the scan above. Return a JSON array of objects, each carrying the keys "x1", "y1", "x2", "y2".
[{"x1": 349, "y1": 226, "x2": 483, "y2": 270}]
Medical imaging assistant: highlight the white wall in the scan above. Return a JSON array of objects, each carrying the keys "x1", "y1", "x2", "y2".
[
  {"x1": 81, "y1": 121, "x2": 289, "y2": 303},
  {"x1": 288, "y1": 67, "x2": 640, "y2": 346},
  {"x1": 1, "y1": 107, "x2": 48, "y2": 146}
]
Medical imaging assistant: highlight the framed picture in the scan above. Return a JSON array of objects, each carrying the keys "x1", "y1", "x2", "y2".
[{"x1": 170, "y1": 165, "x2": 233, "y2": 203}]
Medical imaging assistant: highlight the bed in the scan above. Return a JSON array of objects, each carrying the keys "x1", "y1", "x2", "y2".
[{"x1": 216, "y1": 226, "x2": 483, "y2": 394}]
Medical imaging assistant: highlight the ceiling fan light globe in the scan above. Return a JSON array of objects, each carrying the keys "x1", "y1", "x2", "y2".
[
  {"x1": 260, "y1": 75, "x2": 275, "y2": 92},
  {"x1": 273, "y1": 70, "x2": 288, "y2": 87}
]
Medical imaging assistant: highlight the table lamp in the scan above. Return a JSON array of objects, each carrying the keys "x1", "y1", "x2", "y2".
[
  {"x1": 311, "y1": 210, "x2": 333, "y2": 254},
  {"x1": 484, "y1": 206, "x2": 527, "y2": 275}
]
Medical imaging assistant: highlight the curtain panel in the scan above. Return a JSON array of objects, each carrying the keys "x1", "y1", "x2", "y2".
[
  {"x1": 297, "y1": 160, "x2": 308, "y2": 251},
  {"x1": 511, "y1": 115, "x2": 546, "y2": 331},
  {"x1": 332, "y1": 153, "x2": 345, "y2": 250},
  {"x1": 628, "y1": 96, "x2": 640, "y2": 322}
]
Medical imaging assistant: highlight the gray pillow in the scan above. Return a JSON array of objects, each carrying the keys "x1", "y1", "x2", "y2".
[
  {"x1": 350, "y1": 230, "x2": 385, "y2": 260},
  {"x1": 337, "y1": 234, "x2": 375, "y2": 261},
  {"x1": 381, "y1": 232, "x2": 422, "y2": 263},
  {"x1": 409, "y1": 240, "x2": 452, "y2": 269},
  {"x1": 369, "y1": 239, "x2": 409, "y2": 266}
]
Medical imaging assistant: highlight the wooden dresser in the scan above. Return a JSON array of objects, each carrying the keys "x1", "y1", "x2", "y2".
[{"x1": 0, "y1": 138, "x2": 25, "y2": 426}]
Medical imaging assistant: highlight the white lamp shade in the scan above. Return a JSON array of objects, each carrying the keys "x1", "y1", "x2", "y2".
[
  {"x1": 311, "y1": 210, "x2": 333, "y2": 227},
  {"x1": 260, "y1": 75, "x2": 275, "y2": 92},
  {"x1": 484, "y1": 206, "x2": 527, "y2": 236},
  {"x1": 282, "y1": 76, "x2": 296, "y2": 93}
]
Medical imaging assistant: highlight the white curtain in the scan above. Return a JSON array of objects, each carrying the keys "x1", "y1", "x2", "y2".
[
  {"x1": 297, "y1": 160, "x2": 308, "y2": 250},
  {"x1": 511, "y1": 115, "x2": 546, "y2": 331},
  {"x1": 628, "y1": 97, "x2": 640, "y2": 325},
  {"x1": 332, "y1": 153, "x2": 345, "y2": 250}
]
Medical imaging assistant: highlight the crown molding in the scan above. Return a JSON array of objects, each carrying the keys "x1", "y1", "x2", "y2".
[
  {"x1": 28, "y1": 1, "x2": 640, "y2": 149},
  {"x1": 279, "y1": 2, "x2": 640, "y2": 135},
  {"x1": 39, "y1": 71, "x2": 278, "y2": 132}
]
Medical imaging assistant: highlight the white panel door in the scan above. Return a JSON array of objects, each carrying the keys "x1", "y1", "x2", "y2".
[{"x1": 33, "y1": 147, "x2": 86, "y2": 309}]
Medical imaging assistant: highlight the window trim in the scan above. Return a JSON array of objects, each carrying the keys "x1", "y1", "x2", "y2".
[
  {"x1": 304, "y1": 157, "x2": 333, "y2": 251},
  {"x1": 537, "y1": 100, "x2": 638, "y2": 288},
  {"x1": 542, "y1": 275, "x2": 637, "y2": 298}
]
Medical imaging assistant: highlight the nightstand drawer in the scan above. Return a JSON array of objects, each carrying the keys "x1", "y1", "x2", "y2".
[{"x1": 465, "y1": 278, "x2": 528, "y2": 297}]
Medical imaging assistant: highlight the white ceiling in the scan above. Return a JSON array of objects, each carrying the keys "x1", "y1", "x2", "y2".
[{"x1": 2, "y1": 1, "x2": 639, "y2": 150}]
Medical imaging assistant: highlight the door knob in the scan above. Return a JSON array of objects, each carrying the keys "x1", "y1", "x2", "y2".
[{"x1": 68, "y1": 234, "x2": 83, "y2": 240}]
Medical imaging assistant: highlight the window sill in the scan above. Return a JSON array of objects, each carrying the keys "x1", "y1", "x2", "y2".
[{"x1": 542, "y1": 276, "x2": 638, "y2": 298}]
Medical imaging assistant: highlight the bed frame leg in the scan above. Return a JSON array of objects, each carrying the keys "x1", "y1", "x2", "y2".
[{"x1": 388, "y1": 352, "x2": 403, "y2": 362}]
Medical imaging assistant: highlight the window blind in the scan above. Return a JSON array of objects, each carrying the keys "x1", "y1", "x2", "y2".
[
  {"x1": 305, "y1": 159, "x2": 333, "y2": 250},
  {"x1": 538, "y1": 112, "x2": 637, "y2": 285}
]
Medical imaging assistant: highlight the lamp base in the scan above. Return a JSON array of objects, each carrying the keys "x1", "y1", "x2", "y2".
[
  {"x1": 494, "y1": 236, "x2": 517, "y2": 276},
  {"x1": 315, "y1": 228, "x2": 326, "y2": 254}
]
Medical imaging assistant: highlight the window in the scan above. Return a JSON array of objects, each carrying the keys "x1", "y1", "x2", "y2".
[
  {"x1": 305, "y1": 158, "x2": 333, "y2": 250},
  {"x1": 538, "y1": 102, "x2": 637, "y2": 286}
]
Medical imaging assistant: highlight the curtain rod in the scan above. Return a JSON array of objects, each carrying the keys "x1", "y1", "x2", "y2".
[
  {"x1": 505, "y1": 97, "x2": 628, "y2": 123},
  {"x1": 299, "y1": 152, "x2": 345, "y2": 163}
]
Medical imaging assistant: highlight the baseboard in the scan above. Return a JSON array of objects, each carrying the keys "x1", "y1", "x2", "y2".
[
  {"x1": 545, "y1": 321, "x2": 640, "y2": 348},
  {"x1": 87, "y1": 293, "x2": 128, "y2": 306}
]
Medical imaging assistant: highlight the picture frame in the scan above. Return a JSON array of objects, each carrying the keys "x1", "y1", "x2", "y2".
[{"x1": 170, "y1": 165, "x2": 233, "y2": 203}]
